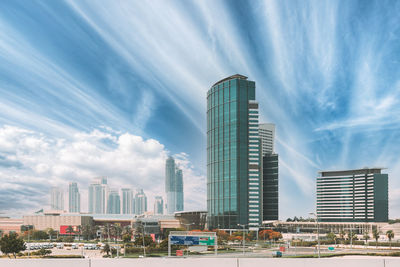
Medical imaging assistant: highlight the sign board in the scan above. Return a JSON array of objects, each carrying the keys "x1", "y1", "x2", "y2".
[
  {"x1": 60, "y1": 225, "x2": 78, "y2": 235},
  {"x1": 249, "y1": 227, "x2": 259, "y2": 231},
  {"x1": 279, "y1": 246, "x2": 286, "y2": 252},
  {"x1": 170, "y1": 235, "x2": 215, "y2": 246},
  {"x1": 176, "y1": 250, "x2": 183, "y2": 256},
  {"x1": 328, "y1": 247, "x2": 335, "y2": 251}
]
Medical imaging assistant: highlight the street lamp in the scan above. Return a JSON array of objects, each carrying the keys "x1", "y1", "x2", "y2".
[
  {"x1": 309, "y1": 212, "x2": 320, "y2": 258},
  {"x1": 237, "y1": 224, "x2": 246, "y2": 255}
]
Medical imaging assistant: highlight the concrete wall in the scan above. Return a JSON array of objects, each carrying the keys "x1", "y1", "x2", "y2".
[{"x1": 0, "y1": 258, "x2": 399, "y2": 267}]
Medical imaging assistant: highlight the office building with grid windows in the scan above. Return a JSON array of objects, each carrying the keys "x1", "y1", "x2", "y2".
[{"x1": 317, "y1": 168, "x2": 388, "y2": 222}]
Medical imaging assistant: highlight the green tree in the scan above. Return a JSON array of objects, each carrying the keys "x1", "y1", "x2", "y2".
[
  {"x1": 37, "y1": 248, "x2": 52, "y2": 256},
  {"x1": 82, "y1": 225, "x2": 92, "y2": 241},
  {"x1": 372, "y1": 229, "x2": 380, "y2": 249},
  {"x1": 339, "y1": 230, "x2": 346, "y2": 244},
  {"x1": 0, "y1": 233, "x2": 26, "y2": 258},
  {"x1": 386, "y1": 230, "x2": 394, "y2": 249},
  {"x1": 31, "y1": 230, "x2": 49, "y2": 240},
  {"x1": 112, "y1": 224, "x2": 122, "y2": 242},
  {"x1": 326, "y1": 232, "x2": 336, "y2": 241},
  {"x1": 134, "y1": 236, "x2": 154, "y2": 247},
  {"x1": 122, "y1": 234, "x2": 131, "y2": 243},
  {"x1": 102, "y1": 243, "x2": 110, "y2": 256}
]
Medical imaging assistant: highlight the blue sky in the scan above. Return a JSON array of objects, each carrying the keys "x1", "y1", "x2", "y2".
[{"x1": 0, "y1": 0, "x2": 400, "y2": 219}]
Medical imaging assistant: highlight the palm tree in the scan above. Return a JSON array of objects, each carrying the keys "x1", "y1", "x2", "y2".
[
  {"x1": 66, "y1": 225, "x2": 75, "y2": 239},
  {"x1": 112, "y1": 224, "x2": 122, "y2": 242},
  {"x1": 103, "y1": 224, "x2": 112, "y2": 242},
  {"x1": 47, "y1": 228, "x2": 56, "y2": 242},
  {"x1": 372, "y1": 229, "x2": 380, "y2": 249},
  {"x1": 77, "y1": 225, "x2": 82, "y2": 241},
  {"x1": 339, "y1": 230, "x2": 346, "y2": 245},
  {"x1": 363, "y1": 232, "x2": 370, "y2": 247},
  {"x1": 386, "y1": 230, "x2": 394, "y2": 250},
  {"x1": 82, "y1": 225, "x2": 91, "y2": 241}
]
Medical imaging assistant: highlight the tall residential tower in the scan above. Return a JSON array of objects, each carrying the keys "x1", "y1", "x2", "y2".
[
  {"x1": 50, "y1": 187, "x2": 64, "y2": 210},
  {"x1": 68, "y1": 182, "x2": 80, "y2": 213},
  {"x1": 88, "y1": 177, "x2": 108, "y2": 214}
]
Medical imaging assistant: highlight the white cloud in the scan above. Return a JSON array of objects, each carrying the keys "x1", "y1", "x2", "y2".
[{"x1": 0, "y1": 125, "x2": 205, "y2": 215}]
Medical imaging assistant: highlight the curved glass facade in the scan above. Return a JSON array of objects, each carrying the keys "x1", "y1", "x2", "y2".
[{"x1": 207, "y1": 75, "x2": 259, "y2": 229}]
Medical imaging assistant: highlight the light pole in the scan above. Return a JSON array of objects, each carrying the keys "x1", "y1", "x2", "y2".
[
  {"x1": 237, "y1": 224, "x2": 246, "y2": 255},
  {"x1": 309, "y1": 212, "x2": 320, "y2": 258}
]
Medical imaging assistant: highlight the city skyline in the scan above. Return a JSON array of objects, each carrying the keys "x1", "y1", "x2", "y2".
[{"x1": 1, "y1": 1, "x2": 400, "y2": 220}]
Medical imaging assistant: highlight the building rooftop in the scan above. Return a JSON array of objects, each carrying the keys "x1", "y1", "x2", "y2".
[
  {"x1": 212, "y1": 74, "x2": 248, "y2": 87},
  {"x1": 318, "y1": 167, "x2": 386, "y2": 177}
]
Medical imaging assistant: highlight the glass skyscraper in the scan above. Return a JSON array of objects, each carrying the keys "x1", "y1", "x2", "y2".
[
  {"x1": 154, "y1": 196, "x2": 164, "y2": 215},
  {"x1": 134, "y1": 189, "x2": 147, "y2": 215},
  {"x1": 165, "y1": 156, "x2": 184, "y2": 214},
  {"x1": 207, "y1": 74, "x2": 261, "y2": 229},
  {"x1": 107, "y1": 189, "x2": 121, "y2": 214},
  {"x1": 121, "y1": 188, "x2": 133, "y2": 214},
  {"x1": 68, "y1": 182, "x2": 80, "y2": 213}
]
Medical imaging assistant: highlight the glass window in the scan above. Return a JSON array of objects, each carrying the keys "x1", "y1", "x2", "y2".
[
  {"x1": 230, "y1": 102, "x2": 237, "y2": 123},
  {"x1": 224, "y1": 87, "x2": 229, "y2": 103},
  {"x1": 230, "y1": 82, "x2": 237, "y2": 100},
  {"x1": 219, "y1": 89, "x2": 223, "y2": 105}
]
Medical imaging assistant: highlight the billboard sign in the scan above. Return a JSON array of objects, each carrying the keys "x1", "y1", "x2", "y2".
[
  {"x1": 170, "y1": 235, "x2": 215, "y2": 246},
  {"x1": 60, "y1": 225, "x2": 78, "y2": 235}
]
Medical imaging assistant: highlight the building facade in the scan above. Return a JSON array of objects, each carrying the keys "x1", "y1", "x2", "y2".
[
  {"x1": 154, "y1": 196, "x2": 164, "y2": 215},
  {"x1": 68, "y1": 182, "x2": 80, "y2": 213},
  {"x1": 259, "y1": 123, "x2": 279, "y2": 222},
  {"x1": 317, "y1": 168, "x2": 389, "y2": 222},
  {"x1": 88, "y1": 178, "x2": 108, "y2": 214},
  {"x1": 107, "y1": 189, "x2": 121, "y2": 214},
  {"x1": 135, "y1": 189, "x2": 147, "y2": 215},
  {"x1": 121, "y1": 188, "x2": 133, "y2": 214},
  {"x1": 50, "y1": 187, "x2": 64, "y2": 211},
  {"x1": 259, "y1": 123, "x2": 275, "y2": 155},
  {"x1": 262, "y1": 154, "x2": 279, "y2": 221},
  {"x1": 165, "y1": 157, "x2": 184, "y2": 214},
  {"x1": 207, "y1": 74, "x2": 261, "y2": 229}
]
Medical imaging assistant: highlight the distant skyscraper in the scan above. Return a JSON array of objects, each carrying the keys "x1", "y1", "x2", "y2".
[
  {"x1": 317, "y1": 168, "x2": 388, "y2": 222},
  {"x1": 134, "y1": 189, "x2": 147, "y2": 215},
  {"x1": 88, "y1": 177, "x2": 108, "y2": 214},
  {"x1": 50, "y1": 187, "x2": 64, "y2": 210},
  {"x1": 107, "y1": 189, "x2": 121, "y2": 214},
  {"x1": 121, "y1": 188, "x2": 133, "y2": 214},
  {"x1": 259, "y1": 123, "x2": 279, "y2": 221},
  {"x1": 154, "y1": 196, "x2": 164, "y2": 215},
  {"x1": 68, "y1": 182, "x2": 80, "y2": 213},
  {"x1": 175, "y1": 168, "x2": 184, "y2": 212},
  {"x1": 207, "y1": 74, "x2": 261, "y2": 229},
  {"x1": 165, "y1": 157, "x2": 176, "y2": 214},
  {"x1": 165, "y1": 157, "x2": 184, "y2": 214}
]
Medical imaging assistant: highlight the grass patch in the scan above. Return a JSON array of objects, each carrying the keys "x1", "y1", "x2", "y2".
[{"x1": 286, "y1": 252, "x2": 400, "y2": 258}]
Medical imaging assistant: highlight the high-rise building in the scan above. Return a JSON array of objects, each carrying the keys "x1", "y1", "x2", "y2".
[
  {"x1": 207, "y1": 74, "x2": 261, "y2": 229},
  {"x1": 175, "y1": 168, "x2": 184, "y2": 212},
  {"x1": 262, "y1": 154, "x2": 278, "y2": 221},
  {"x1": 68, "y1": 182, "x2": 80, "y2": 213},
  {"x1": 134, "y1": 189, "x2": 147, "y2": 215},
  {"x1": 259, "y1": 123, "x2": 279, "y2": 221},
  {"x1": 317, "y1": 168, "x2": 389, "y2": 222},
  {"x1": 50, "y1": 187, "x2": 64, "y2": 210},
  {"x1": 107, "y1": 189, "x2": 121, "y2": 214},
  {"x1": 154, "y1": 196, "x2": 164, "y2": 215},
  {"x1": 259, "y1": 123, "x2": 275, "y2": 155},
  {"x1": 121, "y1": 188, "x2": 133, "y2": 214},
  {"x1": 165, "y1": 157, "x2": 184, "y2": 214},
  {"x1": 88, "y1": 177, "x2": 108, "y2": 214}
]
